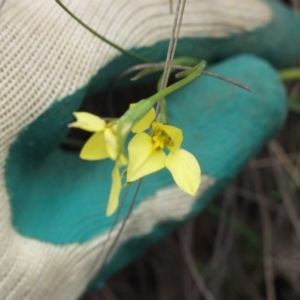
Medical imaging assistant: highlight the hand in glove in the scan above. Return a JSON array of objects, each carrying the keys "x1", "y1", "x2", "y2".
[{"x1": 0, "y1": 1, "x2": 299, "y2": 299}]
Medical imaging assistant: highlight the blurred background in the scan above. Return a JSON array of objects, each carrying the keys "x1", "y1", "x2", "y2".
[{"x1": 84, "y1": 1, "x2": 300, "y2": 299}]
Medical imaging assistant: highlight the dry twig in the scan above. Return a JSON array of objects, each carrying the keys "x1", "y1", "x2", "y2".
[
  {"x1": 179, "y1": 226, "x2": 216, "y2": 300},
  {"x1": 250, "y1": 167, "x2": 277, "y2": 300},
  {"x1": 268, "y1": 140, "x2": 300, "y2": 241}
]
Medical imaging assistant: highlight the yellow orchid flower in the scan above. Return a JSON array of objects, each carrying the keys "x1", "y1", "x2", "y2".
[
  {"x1": 127, "y1": 120, "x2": 201, "y2": 196},
  {"x1": 71, "y1": 112, "x2": 119, "y2": 161},
  {"x1": 70, "y1": 108, "x2": 156, "y2": 216},
  {"x1": 70, "y1": 112, "x2": 124, "y2": 216}
]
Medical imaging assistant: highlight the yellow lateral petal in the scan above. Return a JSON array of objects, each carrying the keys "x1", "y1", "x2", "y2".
[
  {"x1": 127, "y1": 132, "x2": 166, "y2": 181},
  {"x1": 106, "y1": 164, "x2": 121, "y2": 216},
  {"x1": 165, "y1": 149, "x2": 201, "y2": 195},
  {"x1": 80, "y1": 132, "x2": 109, "y2": 160},
  {"x1": 104, "y1": 128, "x2": 119, "y2": 160},
  {"x1": 130, "y1": 104, "x2": 155, "y2": 133},
  {"x1": 71, "y1": 112, "x2": 106, "y2": 132},
  {"x1": 152, "y1": 122, "x2": 183, "y2": 151}
]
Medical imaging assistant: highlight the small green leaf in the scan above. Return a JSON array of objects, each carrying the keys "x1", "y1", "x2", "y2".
[
  {"x1": 131, "y1": 67, "x2": 163, "y2": 81},
  {"x1": 279, "y1": 68, "x2": 300, "y2": 81},
  {"x1": 175, "y1": 61, "x2": 206, "y2": 78},
  {"x1": 131, "y1": 56, "x2": 200, "y2": 81}
]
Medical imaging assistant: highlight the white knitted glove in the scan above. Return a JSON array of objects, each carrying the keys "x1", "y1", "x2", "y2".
[{"x1": 0, "y1": 1, "x2": 298, "y2": 299}]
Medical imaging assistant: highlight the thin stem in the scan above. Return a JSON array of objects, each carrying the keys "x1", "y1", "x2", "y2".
[
  {"x1": 268, "y1": 140, "x2": 300, "y2": 241},
  {"x1": 202, "y1": 70, "x2": 252, "y2": 92},
  {"x1": 169, "y1": 1, "x2": 185, "y2": 67},
  {"x1": 250, "y1": 168, "x2": 277, "y2": 300},
  {"x1": 143, "y1": 64, "x2": 204, "y2": 106},
  {"x1": 55, "y1": 0, "x2": 149, "y2": 63},
  {"x1": 72, "y1": 185, "x2": 131, "y2": 283},
  {"x1": 156, "y1": 0, "x2": 186, "y2": 114},
  {"x1": 96, "y1": 184, "x2": 131, "y2": 263},
  {"x1": 160, "y1": 0, "x2": 186, "y2": 90},
  {"x1": 99, "y1": 180, "x2": 142, "y2": 270},
  {"x1": 115, "y1": 63, "x2": 252, "y2": 92},
  {"x1": 268, "y1": 140, "x2": 300, "y2": 191}
]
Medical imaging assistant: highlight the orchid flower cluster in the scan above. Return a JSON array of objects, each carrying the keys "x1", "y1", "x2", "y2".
[{"x1": 70, "y1": 63, "x2": 205, "y2": 216}]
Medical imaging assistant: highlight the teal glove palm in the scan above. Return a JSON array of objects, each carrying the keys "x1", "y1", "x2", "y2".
[{"x1": 0, "y1": 1, "x2": 298, "y2": 299}]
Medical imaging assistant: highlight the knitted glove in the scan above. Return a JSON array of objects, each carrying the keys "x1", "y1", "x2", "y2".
[{"x1": 0, "y1": 1, "x2": 299, "y2": 299}]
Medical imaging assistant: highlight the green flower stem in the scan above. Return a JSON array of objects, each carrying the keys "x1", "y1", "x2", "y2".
[
  {"x1": 155, "y1": 74, "x2": 168, "y2": 123},
  {"x1": 156, "y1": 99, "x2": 168, "y2": 123},
  {"x1": 278, "y1": 67, "x2": 300, "y2": 81},
  {"x1": 117, "y1": 61, "x2": 206, "y2": 156},
  {"x1": 155, "y1": 57, "x2": 200, "y2": 124},
  {"x1": 55, "y1": 0, "x2": 150, "y2": 63},
  {"x1": 153, "y1": 61, "x2": 206, "y2": 103}
]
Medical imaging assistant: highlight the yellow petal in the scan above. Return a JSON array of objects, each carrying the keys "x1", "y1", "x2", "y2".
[
  {"x1": 127, "y1": 132, "x2": 166, "y2": 181},
  {"x1": 165, "y1": 149, "x2": 201, "y2": 196},
  {"x1": 130, "y1": 104, "x2": 155, "y2": 133},
  {"x1": 152, "y1": 122, "x2": 183, "y2": 152},
  {"x1": 71, "y1": 112, "x2": 106, "y2": 132},
  {"x1": 106, "y1": 164, "x2": 121, "y2": 216},
  {"x1": 118, "y1": 154, "x2": 128, "y2": 167},
  {"x1": 80, "y1": 132, "x2": 109, "y2": 160},
  {"x1": 104, "y1": 128, "x2": 119, "y2": 160}
]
